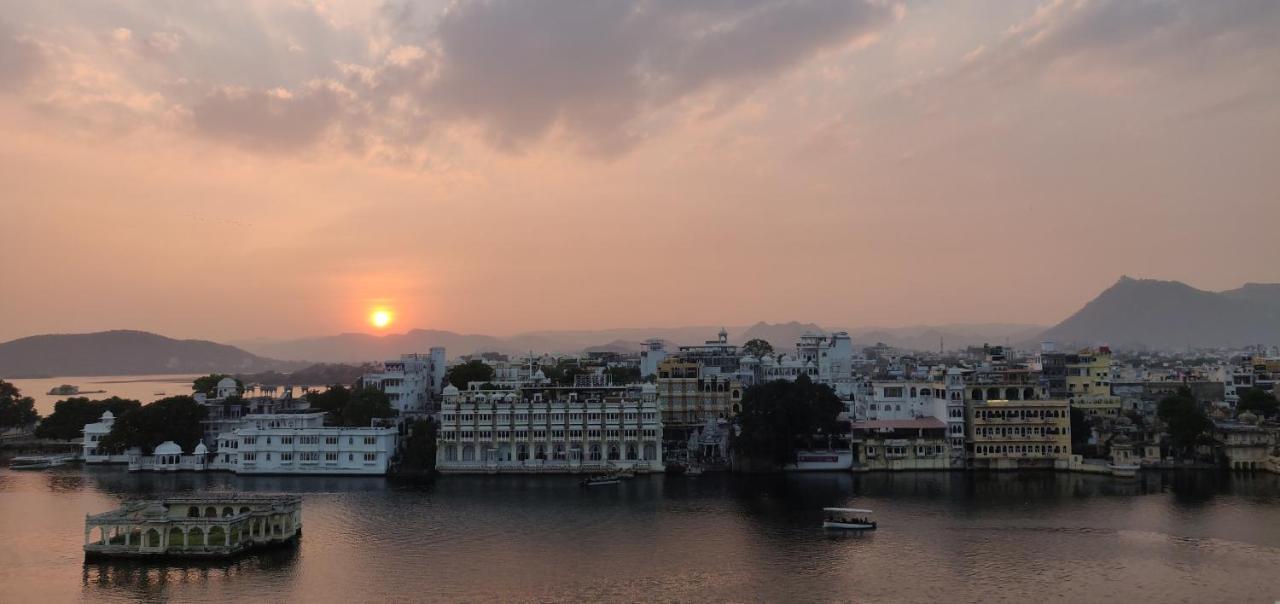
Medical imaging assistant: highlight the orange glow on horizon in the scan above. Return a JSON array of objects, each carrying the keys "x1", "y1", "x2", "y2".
[{"x1": 369, "y1": 308, "x2": 393, "y2": 330}]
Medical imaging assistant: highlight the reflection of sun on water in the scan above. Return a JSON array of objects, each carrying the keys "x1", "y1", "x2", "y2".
[{"x1": 369, "y1": 308, "x2": 393, "y2": 329}]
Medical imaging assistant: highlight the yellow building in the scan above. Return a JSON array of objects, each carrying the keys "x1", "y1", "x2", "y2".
[
  {"x1": 655, "y1": 358, "x2": 744, "y2": 429},
  {"x1": 1067, "y1": 348, "x2": 1120, "y2": 417},
  {"x1": 968, "y1": 399, "x2": 1071, "y2": 470}
]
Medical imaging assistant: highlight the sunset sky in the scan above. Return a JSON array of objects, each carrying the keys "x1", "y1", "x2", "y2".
[{"x1": 1, "y1": 1, "x2": 1278, "y2": 342}]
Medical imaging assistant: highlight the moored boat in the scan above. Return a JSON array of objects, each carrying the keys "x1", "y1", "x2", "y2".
[
  {"x1": 9, "y1": 455, "x2": 74, "y2": 470},
  {"x1": 822, "y1": 507, "x2": 877, "y2": 530},
  {"x1": 580, "y1": 474, "x2": 622, "y2": 487}
]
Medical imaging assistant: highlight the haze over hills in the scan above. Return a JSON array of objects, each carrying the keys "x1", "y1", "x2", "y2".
[
  {"x1": 4, "y1": 277, "x2": 1277, "y2": 377},
  {"x1": 1034, "y1": 277, "x2": 1280, "y2": 349},
  {"x1": 0, "y1": 330, "x2": 299, "y2": 378}
]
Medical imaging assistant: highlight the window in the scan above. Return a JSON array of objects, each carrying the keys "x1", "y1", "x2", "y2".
[
  {"x1": 325, "y1": 452, "x2": 338, "y2": 461},
  {"x1": 281, "y1": 452, "x2": 293, "y2": 461},
  {"x1": 281, "y1": 436, "x2": 293, "y2": 445},
  {"x1": 243, "y1": 437, "x2": 257, "y2": 445},
  {"x1": 243, "y1": 453, "x2": 257, "y2": 461},
  {"x1": 364, "y1": 453, "x2": 377, "y2": 462},
  {"x1": 364, "y1": 436, "x2": 376, "y2": 445},
  {"x1": 325, "y1": 436, "x2": 338, "y2": 445}
]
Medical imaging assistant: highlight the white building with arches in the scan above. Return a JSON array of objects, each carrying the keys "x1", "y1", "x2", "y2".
[{"x1": 436, "y1": 383, "x2": 665, "y2": 474}]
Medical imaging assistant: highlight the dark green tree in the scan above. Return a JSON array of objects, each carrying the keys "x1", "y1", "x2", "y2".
[
  {"x1": 733, "y1": 374, "x2": 844, "y2": 468},
  {"x1": 98, "y1": 396, "x2": 208, "y2": 454},
  {"x1": 1157, "y1": 386, "x2": 1212, "y2": 457},
  {"x1": 445, "y1": 360, "x2": 496, "y2": 389},
  {"x1": 606, "y1": 365, "x2": 641, "y2": 385},
  {"x1": 34, "y1": 396, "x2": 141, "y2": 440},
  {"x1": 191, "y1": 374, "x2": 243, "y2": 396},
  {"x1": 305, "y1": 384, "x2": 351, "y2": 417},
  {"x1": 1237, "y1": 388, "x2": 1279, "y2": 418},
  {"x1": 396, "y1": 418, "x2": 438, "y2": 476},
  {"x1": 0, "y1": 380, "x2": 39, "y2": 429},
  {"x1": 741, "y1": 338, "x2": 774, "y2": 358},
  {"x1": 338, "y1": 387, "x2": 396, "y2": 427}
]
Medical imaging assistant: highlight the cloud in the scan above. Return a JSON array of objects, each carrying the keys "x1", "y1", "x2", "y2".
[
  {"x1": 961, "y1": 0, "x2": 1280, "y2": 85},
  {"x1": 424, "y1": 0, "x2": 897, "y2": 153},
  {"x1": 0, "y1": 22, "x2": 46, "y2": 91},
  {"x1": 190, "y1": 82, "x2": 350, "y2": 152}
]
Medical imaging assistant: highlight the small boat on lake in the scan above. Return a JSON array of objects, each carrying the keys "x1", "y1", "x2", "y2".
[
  {"x1": 580, "y1": 474, "x2": 622, "y2": 487},
  {"x1": 48, "y1": 384, "x2": 80, "y2": 395},
  {"x1": 8, "y1": 454, "x2": 75, "y2": 470},
  {"x1": 822, "y1": 508, "x2": 877, "y2": 530}
]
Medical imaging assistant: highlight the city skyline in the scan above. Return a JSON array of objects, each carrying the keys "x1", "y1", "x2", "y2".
[{"x1": 2, "y1": 1, "x2": 1278, "y2": 342}]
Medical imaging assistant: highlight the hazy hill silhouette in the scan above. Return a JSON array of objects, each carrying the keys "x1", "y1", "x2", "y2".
[
  {"x1": 0, "y1": 330, "x2": 298, "y2": 378},
  {"x1": 1036, "y1": 277, "x2": 1280, "y2": 348}
]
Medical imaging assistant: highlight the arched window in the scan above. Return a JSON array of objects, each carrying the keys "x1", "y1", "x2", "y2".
[
  {"x1": 188, "y1": 527, "x2": 205, "y2": 546},
  {"x1": 146, "y1": 529, "x2": 161, "y2": 547},
  {"x1": 204, "y1": 506, "x2": 217, "y2": 518},
  {"x1": 608, "y1": 445, "x2": 620, "y2": 461},
  {"x1": 972, "y1": 388, "x2": 983, "y2": 400},
  {"x1": 168, "y1": 527, "x2": 185, "y2": 547},
  {"x1": 222, "y1": 506, "x2": 234, "y2": 517},
  {"x1": 208, "y1": 526, "x2": 226, "y2": 546}
]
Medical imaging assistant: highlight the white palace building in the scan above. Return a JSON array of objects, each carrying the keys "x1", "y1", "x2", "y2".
[{"x1": 436, "y1": 383, "x2": 665, "y2": 474}]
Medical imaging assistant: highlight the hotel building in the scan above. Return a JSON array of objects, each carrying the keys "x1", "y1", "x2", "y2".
[
  {"x1": 435, "y1": 383, "x2": 664, "y2": 474},
  {"x1": 968, "y1": 398, "x2": 1072, "y2": 470}
]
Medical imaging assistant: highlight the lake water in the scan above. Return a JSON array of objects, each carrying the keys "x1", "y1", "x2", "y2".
[
  {"x1": 4, "y1": 375, "x2": 203, "y2": 416},
  {"x1": 1, "y1": 466, "x2": 1278, "y2": 603}
]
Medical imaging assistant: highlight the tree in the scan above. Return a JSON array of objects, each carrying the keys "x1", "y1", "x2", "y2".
[
  {"x1": 394, "y1": 418, "x2": 438, "y2": 478},
  {"x1": 733, "y1": 374, "x2": 844, "y2": 468},
  {"x1": 1157, "y1": 387, "x2": 1212, "y2": 457},
  {"x1": 337, "y1": 387, "x2": 395, "y2": 427},
  {"x1": 192, "y1": 374, "x2": 243, "y2": 396},
  {"x1": 445, "y1": 360, "x2": 496, "y2": 389},
  {"x1": 742, "y1": 338, "x2": 774, "y2": 358},
  {"x1": 98, "y1": 396, "x2": 208, "y2": 454},
  {"x1": 34, "y1": 396, "x2": 141, "y2": 440},
  {"x1": 606, "y1": 365, "x2": 641, "y2": 385},
  {"x1": 1237, "y1": 388, "x2": 1279, "y2": 418},
  {"x1": 305, "y1": 385, "x2": 351, "y2": 417},
  {"x1": 0, "y1": 380, "x2": 39, "y2": 429}
]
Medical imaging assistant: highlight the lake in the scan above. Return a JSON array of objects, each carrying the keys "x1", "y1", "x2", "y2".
[
  {"x1": 0, "y1": 465, "x2": 1278, "y2": 603},
  {"x1": 4, "y1": 375, "x2": 204, "y2": 416}
]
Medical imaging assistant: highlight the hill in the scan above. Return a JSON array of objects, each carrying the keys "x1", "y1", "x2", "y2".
[
  {"x1": 1035, "y1": 277, "x2": 1280, "y2": 349},
  {"x1": 0, "y1": 330, "x2": 299, "y2": 378}
]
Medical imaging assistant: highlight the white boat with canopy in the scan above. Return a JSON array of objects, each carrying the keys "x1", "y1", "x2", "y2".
[{"x1": 822, "y1": 508, "x2": 877, "y2": 530}]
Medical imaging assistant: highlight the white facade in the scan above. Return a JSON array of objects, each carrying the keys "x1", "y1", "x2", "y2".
[
  {"x1": 212, "y1": 412, "x2": 398, "y2": 475},
  {"x1": 82, "y1": 411, "x2": 137, "y2": 463},
  {"x1": 362, "y1": 348, "x2": 447, "y2": 414},
  {"x1": 639, "y1": 339, "x2": 668, "y2": 378},
  {"x1": 436, "y1": 385, "x2": 664, "y2": 473}
]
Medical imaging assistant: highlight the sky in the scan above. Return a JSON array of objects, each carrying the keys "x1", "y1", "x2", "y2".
[{"x1": 1, "y1": 0, "x2": 1278, "y2": 342}]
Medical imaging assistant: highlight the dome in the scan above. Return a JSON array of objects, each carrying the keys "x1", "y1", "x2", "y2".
[
  {"x1": 1111, "y1": 433, "x2": 1131, "y2": 445},
  {"x1": 740, "y1": 355, "x2": 758, "y2": 364},
  {"x1": 641, "y1": 383, "x2": 657, "y2": 394},
  {"x1": 504, "y1": 393, "x2": 517, "y2": 402},
  {"x1": 1238, "y1": 411, "x2": 1259, "y2": 424},
  {"x1": 153, "y1": 441, "x2": 182, "y2": 456},
  {"x1": 216, "y1": 377, "x2": 237, "y2": 389},
  {"x1": 1115, "y1": 415, "x2": 1133, "y2": 426},
  {"x1": 101, "y1": 410, "x2": 115, "y2": 420},
  {"x1": 761, "y1": 355, "x2": 777, "y2": 367},
  {"x1": 442, "y1": 385, "x2": 460, "y2": 396},
  {"x1": 193, "y1": 441, "x2": 209, "y2": 455},
  {"x1": 533, "y1": 369, "x2": 546, "y2": 380}
]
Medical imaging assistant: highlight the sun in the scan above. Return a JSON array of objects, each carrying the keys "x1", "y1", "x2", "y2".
[{"x1": 369, "y1": 308, "x2": 393, "y2": 329}]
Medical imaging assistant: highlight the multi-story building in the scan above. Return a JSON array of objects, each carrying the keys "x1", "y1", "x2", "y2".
[
  {"x1": 361, "y1": 349, "x2": 447, "y2": 414},
  {"x1": 82, "y1": 410, "x2": 134, "y2": 463},
  {"x1": 1212, "y1": 416, "x2": 1275, "y2": 471},
  {"x1": 851, "y1": 418, "x2": 951, "y2": 471},
  {"x1": 435, "y1": 384, "x2": 664, "y2": 474},
  {"x1": 854, "y1": 380, "x2": 948, "y2": 422},
  {"x1": 639, "y1": 339, "x2": 668, "y2": 378},
  {"x1": 968, "y1": 399, "x2": 1071, "y2": 470},
  {"x1": 211, "y1": 412, "x2": 398, "y2": 475},
  {"x1": 1063, "y1": 347, "x2": 1122, "y2": 418},
  {"x1": 655, "y1": 358, "x2": 744, "y2": 431},
  {"x1": 674, "y1": 329, "x2": 740, "y2": 374}
]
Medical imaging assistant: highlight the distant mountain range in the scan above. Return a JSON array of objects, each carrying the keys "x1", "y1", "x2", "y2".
[
  {"x1": 3, "y1": 277, "x2": 1276, "y2": 377},
  {"x1": 1034, "y1": 277, "x2": 1280, "y2": 349},
  {"x1": 0, "y1": 330, "x2": 300, "y2": 378}
]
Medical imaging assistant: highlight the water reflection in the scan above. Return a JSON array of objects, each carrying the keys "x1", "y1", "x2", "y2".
[
  {"x1": 0, "y1": 465, "x2": 1277, "y2": 603},
  {"x1": 83, "y1": 547, "x2": 301, "y2": 602}
]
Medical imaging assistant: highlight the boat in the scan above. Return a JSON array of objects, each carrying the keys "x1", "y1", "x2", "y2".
[
  {"x1": 9, "y1": 455, "x2": 73, "y2": 470},
  {"x1": 684, "y1": 464, "x2": 704, "y2": 476},
  {"x1": 822, "y1": 508, "x2": 877, "y2": 530},
  {"x1": 580, "y1": 474, "x2": 622, "y2": 487},
  {"x1": 48, "y1": 384, "x2": 80, "y2": 395}
]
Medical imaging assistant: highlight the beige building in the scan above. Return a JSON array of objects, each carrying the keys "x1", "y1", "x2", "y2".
[
  {"x1": 655, "y1": 358, "x2": 744, "y2": 428},
  {"x1": 968, "y1": 399, "x2": 1072, "y2": 470},
  {"x1": 851, "y1": 418, "x2": 951, "y2": 471},
  {"x1": 1067, "y1": 348, "x2": 1121, "y2": 418}
]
